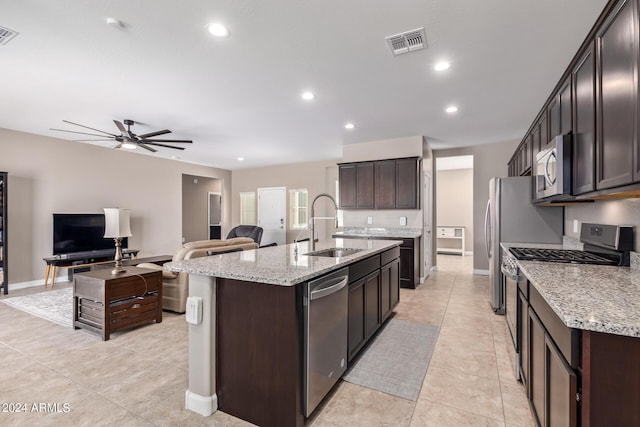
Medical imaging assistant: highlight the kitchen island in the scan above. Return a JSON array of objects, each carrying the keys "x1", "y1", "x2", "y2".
[
  {"x1": 502, "y1": 242, "x2": 640, "y2": 426},
  {"x1": 165, "y1": 238, "x2": 401, "y2": 427}
]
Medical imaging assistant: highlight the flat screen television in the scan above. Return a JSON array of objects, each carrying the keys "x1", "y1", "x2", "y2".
[{"x1": 53, "y1": 213, "x2": 128, "y2": 255}]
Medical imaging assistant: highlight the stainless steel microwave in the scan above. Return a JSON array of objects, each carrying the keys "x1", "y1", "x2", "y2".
[{"x1": 535, "y1": 134, "x2": 572, "y2": 200}]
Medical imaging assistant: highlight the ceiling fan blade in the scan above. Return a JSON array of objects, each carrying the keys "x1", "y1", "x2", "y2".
[
  {"x1": 51, "y1": 128, "x2": 116, "y2": 138},
  {"x1": 62, "y1": 120, "x2": 117, "y2": 137},
  {"x1": 138, "y1": 129, "x2": 171, "y2": 138},
  {"x1": 72, "y1": 138, "x2": 118, "y2": 142},
  {"x1": 142, "y1": 142, "x2": 186, "y2": 150},
  {"x1": 113, "y1": 120, "x2": 130, "y2": 137},
  {"x1": 142, "y1": 139, "x2": 193, "y2": 143},
  {"x1": 137, "y1": 143, "x2": 157, "y2": 153}
]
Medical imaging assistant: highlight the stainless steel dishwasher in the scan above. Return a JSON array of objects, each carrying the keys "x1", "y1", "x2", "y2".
[{"x1": 304, "y1": 267, "x2": 349, "y2": 417}]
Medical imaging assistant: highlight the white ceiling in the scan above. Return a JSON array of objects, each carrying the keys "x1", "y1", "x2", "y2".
[{"x1": 1, "y1": 0, "x2": 608, "y2": 170}]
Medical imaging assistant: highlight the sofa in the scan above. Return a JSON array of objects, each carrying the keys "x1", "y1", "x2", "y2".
[{"x1": 137, "y1": 237, "x2": 258, "y2": 313}]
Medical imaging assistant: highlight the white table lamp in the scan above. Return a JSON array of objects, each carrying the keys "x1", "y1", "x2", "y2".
[{"x1": 104, "y1": 208, "x2": 132, "y2": 275}]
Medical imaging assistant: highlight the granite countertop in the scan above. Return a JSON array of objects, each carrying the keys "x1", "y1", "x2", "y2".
[
  {"x1": 164, "y1": 238, "x2": 401, "y2": 286},
  {"x1": 501, "y1": 242, "x2": 640, "y2": 338},
  {"x1": 333, "y1": 226, "x2": 422, "y2": 239}
]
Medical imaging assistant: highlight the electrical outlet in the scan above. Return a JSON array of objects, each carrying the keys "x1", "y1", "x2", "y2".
[
  {"x1": 399, "y1": 216, "x2": 407, "y2": 226},
  {"x1": 367, "y1": 216, "x2": 373, "y2": 225},
  {"x1": 573, "y1": 219, "x2": 579, "y2": 233}
]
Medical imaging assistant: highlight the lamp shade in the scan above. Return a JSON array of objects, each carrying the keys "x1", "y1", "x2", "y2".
[{"x1": 103, "y1": 208, "x2": 132, "y2": 238}]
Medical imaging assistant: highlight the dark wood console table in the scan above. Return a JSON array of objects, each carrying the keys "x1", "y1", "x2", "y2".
[
  {"x1": 43, "y1": 249, "x2": 140, "y2": 287},
  {"x1": 73, "y1": 266, "x2": 162, "y2": 341}
]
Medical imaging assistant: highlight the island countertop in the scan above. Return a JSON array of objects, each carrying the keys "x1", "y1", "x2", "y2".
[{"x1": 164, "y1": 238, "x2": 401, "y2": 286}]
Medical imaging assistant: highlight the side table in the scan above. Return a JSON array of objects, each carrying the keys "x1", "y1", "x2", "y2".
[{"x1": 73, "y1": 266, "x2": 162, "y2": 340}]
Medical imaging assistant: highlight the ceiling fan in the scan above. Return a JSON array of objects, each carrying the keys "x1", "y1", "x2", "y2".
[{"x1": 51, "y1": 119, "x2": 193, "y2": 152}]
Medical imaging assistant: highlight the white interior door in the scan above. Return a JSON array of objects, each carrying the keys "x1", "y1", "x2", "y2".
[{"x1": 258, "y1": 187, "x2": 286, "y2": 245}]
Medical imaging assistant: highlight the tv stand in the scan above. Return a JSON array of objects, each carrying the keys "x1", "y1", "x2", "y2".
[{"x1": 43, "y1": 249, "x2": 139, "y2": 287}]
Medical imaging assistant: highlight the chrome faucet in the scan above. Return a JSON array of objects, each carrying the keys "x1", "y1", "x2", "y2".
[{"x1": 309, "y1": 193, "x2": 339, "y2": 251}]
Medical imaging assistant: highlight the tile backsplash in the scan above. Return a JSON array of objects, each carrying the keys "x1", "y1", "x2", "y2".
[{"x1": 342, "y1": 209, "x2": 422, "y2": 229}]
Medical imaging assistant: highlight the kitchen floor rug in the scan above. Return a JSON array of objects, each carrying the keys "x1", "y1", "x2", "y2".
[
  {"x1": 343, "y1": 318, "x2": 439, "y2": 401},
  {"x1": 1, "y1": 287, "x2": 72, "y2": 327}
]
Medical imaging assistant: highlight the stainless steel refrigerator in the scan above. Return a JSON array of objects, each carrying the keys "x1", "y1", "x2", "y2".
[{"x1": 484, "y1": 176, "x2": 563, "y2": 314}]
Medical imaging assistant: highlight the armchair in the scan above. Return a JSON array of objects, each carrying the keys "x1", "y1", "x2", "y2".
[
  {"x1": 226, "y1": 225, "x2": 263, "y2": 245},
  {"x1": 137, "y1": 237, "x2": 258, "y2": 313}
]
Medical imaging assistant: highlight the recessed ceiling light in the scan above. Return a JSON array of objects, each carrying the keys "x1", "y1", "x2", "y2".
[
  {"x1": 445, "y1": 106, "x2": 458, "y2": 113},
  {"x1": 207, "y1": 23, "x2": 229, "y2": 38},
  {"x1": 106, "y1": 17, "x2": 125, "y2": 28},
  {"x1": 301, "y1": 91, "x2": 315, "y2": 101},
  {"x1": 171, "y1": 155, "x2": 180, "y2": 160},
  {"x1": 121, "y1": 142, "x2": 137, "y2": 149},
  {"x1": 434, "y1": 61, "x2": 450, "y2": 71},
  {"x1": 344, "y1": 123, "x2": 355, "y2": 130},
  {"x1": 237, "y1": 157, "x2": 244, "y2": 161}
]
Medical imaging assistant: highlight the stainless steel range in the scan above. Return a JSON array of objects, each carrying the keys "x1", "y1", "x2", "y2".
[{"x1": 501, "y1": 223, "x2": 634, "y2": 381}]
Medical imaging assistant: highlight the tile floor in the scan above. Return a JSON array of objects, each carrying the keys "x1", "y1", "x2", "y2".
[{"x1": 0, "y1": 255, "x2": 534, "y2": 426}]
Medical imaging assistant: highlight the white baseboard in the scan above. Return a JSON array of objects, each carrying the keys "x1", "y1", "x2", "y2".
[
  {"x1": 185, "y1": 390, "x2": 218, "y2": 417},
  {"x1": 473, "y1": 269, "x2": 489, "y2": 276},
  {"x1": 8, "y1": 278, "x2": 71, "y2": 291},
  {"x1": 464, "y1": 251, "x2": 473, "y2": 256},
  {"x1": 431, "y1": 266, "x2": 438, "y2": 272}
]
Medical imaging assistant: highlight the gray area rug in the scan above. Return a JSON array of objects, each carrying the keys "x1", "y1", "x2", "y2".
[
  {"x1": 1, "y1": 288, "x2": 72, "y2": 327},
  {"x1": 343, "y1": 318, "x2": 439, "y2": 401}
]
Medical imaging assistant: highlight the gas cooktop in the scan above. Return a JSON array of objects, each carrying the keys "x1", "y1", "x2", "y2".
[{"x1": 508, "y1": 247, "x2": 620, "y2": 266}]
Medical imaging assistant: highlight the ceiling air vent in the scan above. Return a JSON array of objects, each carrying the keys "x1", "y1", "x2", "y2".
[
  {"x1": 0, "y1": 26, "x2": 18, "y2": 46},
  {"x1": 386, "y1": 27, "x2": 426, "y2": 56}
]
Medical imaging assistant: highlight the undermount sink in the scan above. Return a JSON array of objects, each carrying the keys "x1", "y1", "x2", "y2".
[{"x1": 304, "y1": 248, "x2": 364, "y2": 258}]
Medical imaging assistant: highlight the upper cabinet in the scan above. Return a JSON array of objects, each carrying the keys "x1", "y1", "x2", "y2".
[
  {"x1": 572, "y1": 42, "x2": 597, "y2": 195},
  {"x1": 595, "y1": 0, "x2": 638, "y2": 190},
  {"x1": 509, "y1": 0, "x2": 640, "y2": 200},
  {"x1": 338, "y1": 157, "x2": 420, "y2": 210}
]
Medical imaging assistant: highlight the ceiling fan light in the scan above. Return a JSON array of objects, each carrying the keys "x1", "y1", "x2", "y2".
[{"x1": 121, "y1": 142, "x2": 137, "y2": 149}]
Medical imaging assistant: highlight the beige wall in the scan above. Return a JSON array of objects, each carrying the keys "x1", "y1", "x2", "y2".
[
  {"x1": 342, "y1": 136, "x2": 423, "y2": 163},
  {"x1": 0, "y1": 128, "x2": 231, "y2": 285},
  {"x1": 182, "y1": 174, "x2": 222, "y2": 243},
  {"x1": 436, "y1": 168, "x2": 473, "y2": 252},
  {"x1": 435, "y1": 139, "x2": 519, "y2": 272},
  {"x1": 231, "y1": 160, "x2": 339, "y2": 243},
  {"x1": 565, "y1": 198, "x2": 640, "y2": 251}
]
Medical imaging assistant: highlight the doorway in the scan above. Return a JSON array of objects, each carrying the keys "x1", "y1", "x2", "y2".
[
  {"x1": 257, "y1": 187, "x2": 286, "y2": 245},
  {"x1": 182, "y1": 174, "x2": 222, "y2": 243},
  {"x1": 435, "y1": 155, "x2": 474, "y2": 257}
]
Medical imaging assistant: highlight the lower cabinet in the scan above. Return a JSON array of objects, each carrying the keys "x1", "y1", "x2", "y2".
[
  {"x1": 348, "y1": 278, "x2": 366, "y2": 361},
  {"x1": 380, "y1": 258, "x2": 400, "y2": 322},
  {"x1": 520, "y1": 279, "x2": 579, "y2": 427},
  {"x1": 364, "y1": 270, "x2": 381, "y2": 340},
  {"x1": 400, "y1": 237, "x2": 420, "y2": 288},
  {"x1": 347, "y1": 247, "x2": 400, "y2": 362}
]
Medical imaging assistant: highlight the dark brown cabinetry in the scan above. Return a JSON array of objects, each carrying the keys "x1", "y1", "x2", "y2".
[
  {"x1": 572, "y1": 43, "x2": 597, "y2": 195},
  {"x1": 395, "y1": 158, "x2": 419, "y2": 208},
  {"x1": 348, "y1": 277, "x2": 366, "y2": 361},
  {"x1": 548, "y1": 77, "x2": 573, "y2": 140},
  {"x1": 364, "y1": 270, "x2": 381, "y2": 339},
  {"x1": 338, "y1": 164, "x2": 357, "y2": 208},
  {"x1": 339, "y1": 157, "x2": 419, "y2": 210},
  {"x1": 375, "y1": 160, "x2": 396, "y2": 209},
  {"x1": 0, "y1": 172, "x2": 6, "y2": 295},
  {"x1": 380, "y1": 254, "x2": 400, "y2": 322},
  {"x1": 595, "y1": 0, "x2": 638, "y2": 189},
  {"x1": 338, "y1": 162, "x2": 374, "y2": 209},
  {"x1": 347, "y1": 247, "x2": 400, "y2": 362},
  {"x1": 400, "y1": 237, "x2": 420, "y2": 289},
  {"x1": 520, "y1": 279, "x2": 579, "y2": 427}
]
